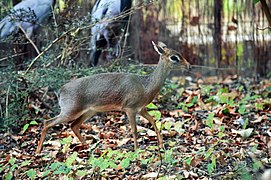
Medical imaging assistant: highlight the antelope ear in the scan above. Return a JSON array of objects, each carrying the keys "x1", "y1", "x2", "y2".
[{"x1": 152, "y1": 41, "x2": 165, "y2": 55}]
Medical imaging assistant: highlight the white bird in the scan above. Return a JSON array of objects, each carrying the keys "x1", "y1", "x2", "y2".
[{"x1": 0, "y1": 0, "x2": 54, "y2": 39}]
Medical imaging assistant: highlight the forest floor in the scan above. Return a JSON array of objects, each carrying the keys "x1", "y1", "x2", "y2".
[{"x1": 0, "y1": 75, "x2": 271, "y2": 179}]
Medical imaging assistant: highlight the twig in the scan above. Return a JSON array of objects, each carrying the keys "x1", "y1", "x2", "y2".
[
  {"x1": 29, "y1": 91, "x2": 52, "y2": 111},
  {"x1": 17, "y1": 23, "x2": 40, "y2": 54},
  {"x1": 51, "y1": 3, "x2": 59, "y2": 36},
  {"x1": 156, "y1": 149, "x2": 163, "y2": 180},
  {"x1": 121, "y1": 9, "x2": 132, "y2": 60},
  {"x1": 256, "y1": 24, "x2": 271, "y2": 30},
  {"x1": 0, "y1": 52, "x2": 28, "y2": 62},
  {"x1": 5, "y1": 85, "x2": 10, "y2": 119},
  {"x1": 23, "y1": 2, "x2": 154, "y2": 74},
  {"x1": 191, "y1": 64, "x2": 236, "y2": 71},
  {"x1": 23, "y1": 27, "x2": 76, "y2": 74}
]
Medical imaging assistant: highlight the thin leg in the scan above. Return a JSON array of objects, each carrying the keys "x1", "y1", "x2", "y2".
[
  {"x1": 36, "y1": 115, "x2": 69, "y2": 154},
  {"x1": 71, "y1": 110, "x2": 95, "y2": 144},
  {"x1": 93, "y1": 50, "x2": 101, "y2": 66},
  {"x1": 126, "y1": 110, "x2": 138, "y2": 150},
  {"x1": 139, "y1": 108, "x2": 163, "y2": 149}
]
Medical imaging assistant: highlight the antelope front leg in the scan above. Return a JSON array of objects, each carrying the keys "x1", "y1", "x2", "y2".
[{"x1": 139, "y1": 108, "x2": 163, "y2": 149}]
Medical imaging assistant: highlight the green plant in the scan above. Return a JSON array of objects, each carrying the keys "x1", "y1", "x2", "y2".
[
  {"x1": 205, "y1": 113, "x2": 215, "y2": 128},
  {"x1": 207, "y1": 155, "x2": 217, "y2": 175},
  {"x1": 217, "y1": 126, "x2": 225, "y2": 138},
  {"x1": 25, "y1": 169, "x2": 37, "y2": 180},
  {"x1": 146, "y1": 103, "x2": 162, "y2": 130},
  {"x1": 60, "y1": 136, "x2": 73, "y2": 153},
  {"x1": 242, "y1": 118, "x2": 249, "y2": 129},
  {"x1": 178, "y1": 96, "x2": 198, "y2": 112},
  {"x1": 22, "y1": 120, "x2": 38, "y2": 133}
]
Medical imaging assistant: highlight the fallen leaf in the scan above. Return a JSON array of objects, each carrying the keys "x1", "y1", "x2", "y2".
[
  {"x1": 231, "y1": 128, "x2": 254, "y2": 138},
  {"x1": 118, "y1": 138, "x2": 131, "y2": 147},
  {"x1": 142, "y1": 172, "x2": 158, "y2": 179}
]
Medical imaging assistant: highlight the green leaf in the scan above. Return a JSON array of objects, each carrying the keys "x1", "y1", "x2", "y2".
[
  {"x1": 207, "y1": 155, "x2": 216, "y2": 174},
  {"x1": 156, "y1": 121, "x2": 162, "y2": 130},
  {"x1": 164, "y1": 149, "x2": 173, "y2": 163},
  {"x1": 149, "y1": 110, "x2": 161, "y2": 120},
  {"x1": 255, "y1": 102, "x2": 264, "y2": 110},
  {"x1": 76, "y1": 170, "x2": 89, "y2": 176},
  {"x1": 202, "y1": 85, "x2": 212, "y2": 94},
  {"x1": 53, "y1": 165, "x2": 70, "y2": 175},
  {"x1": 42, "y1": 170, "x2": 51, "y2": 177},
  {"x1": 120, "y1": 158, "x2": 130, "y2": 169},
  {"x1": 251, "y1": 144, "x2": 258, "y2": 152},
  {"x1": 164, "y1": 121, "x2": 172, "y2": 131},
  {"x1": 252, "y1": 160, "x2": 262, "y2": 171},
  {"x1": 22, "y1": 124, "x2": 30, "y2": 133},
  {"x1": 238, "y1": 105, "x2": 246, "y2": 115},
  {"x1": 8, "y1": 157, "x2": 16, "y2": 165},
  {"x1": 21, "y1": 160, "x2": 31, "y2": 167},
  {"x1": 206, "y1": 113, "x2": 214, "y2": 128},
  {"x1": 66, "y1": 152, "x2": 78, "y2": 166},
  {"x1": 30, "y1": 120, "x2": 38, "y2": 125},
  {"x1": 207, "y1": 163, "x2": 215, "y2": 174},
  {"x1": 50, "y1": 162, "x2": 62, "y2": 171},
  {"x1": 205, "y1": 147, "x2": 214, "y2": 159},
  {"x1": 217, "y1": 131, "x2": 225, "y2": 138},
  {"x1": 211, "y1": 155, "x2": 217, "y2": 169},
  {"x1": 0, "y1": 166, "x2": 4, "y2": 173},
  {"x1": 243, "y1": 118, "x2": 249, "y2": 129},
  {"x1": 196, "y1": 147, "x2": 206, "y2": 155},
  {"x1": 184, "y1": 156, "x2": 193, "y2": 165},
  {"x1": 219, "y1": 126, "x2": 225, "y2": 132},
  {"x1": 60, "y1": 136, "x2": 73, "y2": 145},
  {"x1": 222, "y1": 108, "x2": 229, "y2": 115},
  {"x1": 25, "y1": 169, "x2": 36, "y2": 180},
  {"x1": 174, "y1": 121, "x2": 184, "y2": 133},
  {"x1": 141, "y1": 154, "x2": 154, "y2": 164},
  {"x1": 108, "y1": 161, "x2": 118, "y2": 168},
  {"x1": 5, "y1": 173, "x2": 13, "y2": 180},
  {"x1": 219, "y1": 94, "x2": 228, "y2": 104},
  {"x1": 146, "y1": 103, "x2": 158, "y2": 109},
  {"x1": 99, "y1": 159, "x2": 110, "y2": 171},
  {"x1": 9, "y1": 164, "x2": 18, "y2": 172}
]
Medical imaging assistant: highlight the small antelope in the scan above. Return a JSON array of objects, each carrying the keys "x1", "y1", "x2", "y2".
[{"x1": 36, "y1": 41, "x2": 191, "y2": 153}]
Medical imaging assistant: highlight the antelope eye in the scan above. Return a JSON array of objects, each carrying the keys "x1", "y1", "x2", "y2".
[{"x1": 169, "y1": 55, "x2": 180, "y2": 62}]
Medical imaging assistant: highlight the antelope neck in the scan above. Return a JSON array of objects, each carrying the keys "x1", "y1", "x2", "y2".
[{"x1": 145, "y1": 57, "x2": 170, "y2": 96}]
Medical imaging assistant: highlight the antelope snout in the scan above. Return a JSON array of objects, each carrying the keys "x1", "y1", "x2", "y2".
[
  {"x1": 182, "y1": 58, "x2": 191, "y2": 70},
  {"x1": 186, "y1": 62, "x2": 192, "y2": 70}
]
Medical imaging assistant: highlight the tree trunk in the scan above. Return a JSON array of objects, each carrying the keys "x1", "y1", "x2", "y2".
[
  {"x1": 260, "y1": 0, "x2": 271, "y2": 27},
  {"x1": 213, "y1": 0, "x2": 222, "y2": 75}
]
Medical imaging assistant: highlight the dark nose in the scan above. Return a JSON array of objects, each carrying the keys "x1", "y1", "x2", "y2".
[{"x1": 187, "y1": 62, "x2": 192, "y2": 70}]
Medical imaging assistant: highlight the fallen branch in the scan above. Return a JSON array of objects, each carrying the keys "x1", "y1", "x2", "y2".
[
  {"x1": 256, "y1": 24, "x2": 271, "y2": 30},
  {"x1": 0, "y1": 52, "x2": 28, "y2": 62}
]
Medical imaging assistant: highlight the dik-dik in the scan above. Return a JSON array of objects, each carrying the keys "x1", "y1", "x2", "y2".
[{"x1": 36, "y1": 41, "x2": 191, "y2": 153}]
